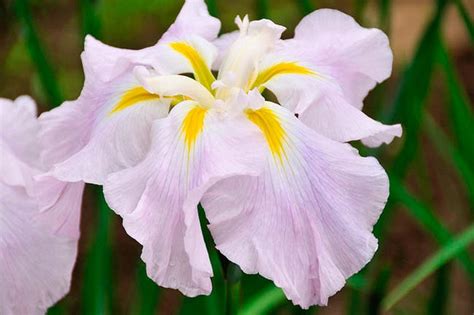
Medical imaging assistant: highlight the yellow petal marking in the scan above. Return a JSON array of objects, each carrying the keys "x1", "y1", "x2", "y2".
[
  {"x1": 169, "y1": 42, "x2": 216, "y2": 93},
  {"x1": 250, "y1": 62, "x2": 315, "y2": 91},
  {"x1": 181, "y1": 106, "x2": 208, "y2": 154},
  {"x1": 169, "y1": 95, "x2": 191, "y2": 108},
  {"x1": 246, "y1": 107, "x2": 287, "y2": 162},
  {"x1": 110, "y1": 87, "x2": 162, "y2": 114},
  {"x1": 109, "y1": 87, "x2": 189, "y2": 115}
]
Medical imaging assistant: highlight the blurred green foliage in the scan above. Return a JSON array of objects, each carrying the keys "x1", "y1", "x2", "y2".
[{"x1": 4, "y1": 0, "x2": 473, "y2": 314}]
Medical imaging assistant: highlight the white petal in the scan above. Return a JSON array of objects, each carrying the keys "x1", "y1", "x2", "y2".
[
  {"x1": 216, "y1": 19, "x2": 285, "y2": 97},
  {"x1": 211, "y1": 31, "x2": 239, "y2": 70},
  {"x1": 139, "y1": 73, "x2": 215, "y2": 107}
]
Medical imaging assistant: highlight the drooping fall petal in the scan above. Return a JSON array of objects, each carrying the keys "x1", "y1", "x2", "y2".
[
  {"x1": 201, "y1": 103, "x2": 388, "y2": 307},
  {"x1": 104, "y1": 101, "x2": 265, "y2": 295}
]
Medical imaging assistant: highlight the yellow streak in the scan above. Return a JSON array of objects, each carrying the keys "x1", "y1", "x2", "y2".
[
  {"x1": 170, "y1": 42, "x2": 216, "y2": 92},
  {"x1": 246, "y1": 107, "x2": 287, "y2": 162},
  {"x1": 181, "y1": 106, "x2": 208, "y2": 153},
  {"x1": 109, "y1": 87, "x2": 189, "y2": 115},
  {"x1": 250, "y1": 62, "x2": 315, "y2": 91},
  {"x1": 110, "y1": 87, "x2": 161, "y2": 114},
  {"x1": 169, "y1": 95, "x2": 191, "y2": 108}
]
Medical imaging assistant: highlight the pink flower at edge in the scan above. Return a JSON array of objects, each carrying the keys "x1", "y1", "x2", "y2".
[{"x1": 0, "y1": 96, "x2": 83, "y2": 314}]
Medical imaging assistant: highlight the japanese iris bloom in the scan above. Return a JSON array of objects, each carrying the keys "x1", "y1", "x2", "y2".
[
  {"x1": 0, "y1": 96, "x2": 82, "y2": 314},
  {"x1": 43, "y1": 0, "x2": 401, "y2": 308}
]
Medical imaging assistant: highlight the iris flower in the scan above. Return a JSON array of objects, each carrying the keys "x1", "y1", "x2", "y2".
[
  {"x1": 0, "y1": 96, "x2": 82, "y2": 314},
  {"x1": 42, "y1": 0, "x2": 401, "y2": 308}
]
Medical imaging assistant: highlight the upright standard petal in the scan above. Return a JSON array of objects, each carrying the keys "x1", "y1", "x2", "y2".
[
  {"x1": 160, "y1": 0, "x2": 221, "y2": 42},
  {"x1": 152, "y1": 0, "x2": 221, "y2": 89},
  {"x1": 215, "y1": 17, "x2": 285, "y2": 99},
  {"x1": 201, "y1": 103, "x2": 389, "y2": 308},
  {"x1": 104, "y1": 101, "x2": 265, "y2": 296},
  {"x1": 211, "y1": 31, "x2": 239, "y2": 70},
  {"x1": 82, "y1": 35, "x2": 160, "y2": 82}
]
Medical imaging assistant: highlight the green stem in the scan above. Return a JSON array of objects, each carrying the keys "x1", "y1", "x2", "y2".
[
  {"x1": 453, "y1": 0, "x2": 474, "y2": 43},
  {"x1": 206, "y1": 0, "x2": 219, "y2": 18},
  {"x1": 79, "y1": 0, "x2": 102, "y2": 38},
  {"x1": 378, "y1": 0, "x2": 391, "y2": 33},
  {"x1": 225, "y1": 261, "x2": 242, "y2": 315},
  {"x1": 423, "y1": 114, "x2": 474, "y2": 211},
  {"x1": 436, "y1": 39, "x2": 474, "y2": 171},
  {"x1": 382, "y1": 223, "x2": 474, "y2": 311},
  {"x1": 296, "y1": 0, "x2": 315, "y2": 15},
  {"x1": 366, "y1": 267, "x2": 391, "y2": 315},
  {"x1": 354, "y1": 0, "x2": 368, "y2": 22},
  {"x1": 82, "y1": 188, "x2": 114, "y2": 315},
  {"x1": 14, "y1": 0, "x2": 62, "y2": 107},
  {"x1": 427, "y1": 264, "x2": 450, "y2": 315},
  {"x1": 256, "y1": 0, "x2": 269, "y2": 19},
  {"x1": 390, "y1": 178, "x2": 474, "y2": 280},
  {"x1": 130, "y1": 262, "x2": 160, "y2": 315}
]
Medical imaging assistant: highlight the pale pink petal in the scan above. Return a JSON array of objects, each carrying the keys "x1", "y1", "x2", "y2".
[
  {"x1": 151, "y1": 0, "x2": 221, "y2": 77},
  {"x1": 160, "y1": 0, "x2": 221, "y2": 43},
  {"x1": 0, "y1": 182, "x2": 77, "y2": 315},
  {"x1": 259, "y1": 68, "x2": 402, "y2": 146},
  {"x1": 33, "y1": 177, "x2": 85, "y2": 239},
  {"x1": 258, "y1": 64, "x2": 341, "y2": 113},
  {"x1": 45, "y1": 97, "x2": 169, "y2": 185},
  {"x1": 201, "y1": 103, "x2": 388, "y2": 308},
  {"x1": 250, "y1": 9, "x2": 399, "y2": 147},
  {"x1": 82, "y1": 35, "x2": 160, "y2": 82},
  {"x1": 38, "y1": 100, "x2": 89, "y2": 168},
  {"x1": 299, "y1": 93, "x2": 402, "y2": 146},
  {"x1": 0, "y1": 96, "x2": 40, "y2": 168},
  {"x1": 84, "y1": 1, "x2": 220, "y2": 81},
  {"x1": 40, "y1": 58, "x2": 170, "y2": 185},
  {"x1": 0, "y1": 142, "x2": 37, "y2": 188},
  {"x1": 104, "y1": 101, "x2": 265, "y2": 296},
  {"x1": 0, "y1": 96, "x2": 81, "y2": 313},
  {"x1": 43, "y1": 5, "x2": 221, "y2": 185},
  {"x1": 0, "y1": 96, "x2": 42, "y2": 193},
  {"x1": 287, "y1": 8, "x2": 393, "y2": 109}
]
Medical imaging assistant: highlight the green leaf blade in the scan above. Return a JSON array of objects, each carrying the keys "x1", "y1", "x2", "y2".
[{"x1": 383, "y1": 224, "x2": 474, "y2": 311}]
